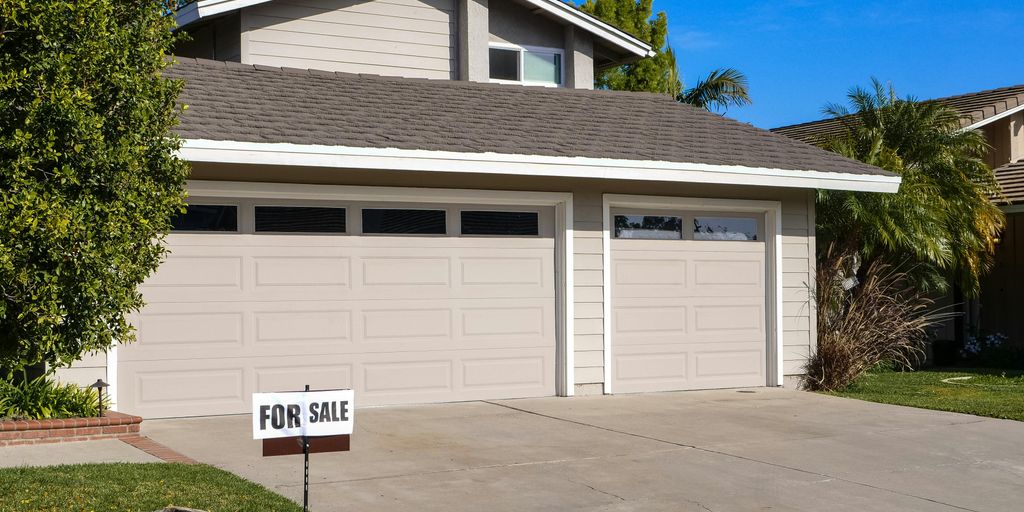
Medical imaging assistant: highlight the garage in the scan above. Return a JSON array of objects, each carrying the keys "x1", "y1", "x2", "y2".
[
  {"x1": 118, "y1": 189, "x2": 560, "y2": 418},
  {"x1": 606, "y1": 197, "x2": 775, "y2": 394}
]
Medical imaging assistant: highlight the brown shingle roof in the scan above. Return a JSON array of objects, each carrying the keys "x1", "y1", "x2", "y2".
[
  {"x1": 995, "y1": 160, "x2": 1024, "y2": 205},
  {"x1": 771, "y1": 84, "x2": 1024, "y2": 144},
  {"x1": 167, "y1": 58, "x2": 893, "y2": 178}
]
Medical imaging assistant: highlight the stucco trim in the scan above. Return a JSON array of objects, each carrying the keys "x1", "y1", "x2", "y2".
[{"x1": 180, "y1": 139, "x2": 902, "y2": 193}]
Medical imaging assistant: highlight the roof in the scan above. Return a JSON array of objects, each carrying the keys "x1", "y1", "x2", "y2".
[
  {"x1": 995, "y1": 160, "x2": 1024, "y2": 205},
  {"x1": 167, "y1": 58, "x2": 896, "y2": 188},
  {"x1": 772, "y1": 84, "x2": 1024, "y2": 144},
  {"x1": 174, "y1": 0, "x2": 654, "y2": 59}
]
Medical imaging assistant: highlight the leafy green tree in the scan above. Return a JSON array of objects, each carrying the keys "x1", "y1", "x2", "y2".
[
  {"x1": 576, "y1": 0, "x2": 750, "y2": 112},
  {"x1": 577, "y1": 0, "x2": 681, "y2": 96},
  {"x1": 0, "y1": 0, "x2": 189, "y2": 375},
  {"x1": 816, "y1": 79, "x2": 1004, "y2": 295}
]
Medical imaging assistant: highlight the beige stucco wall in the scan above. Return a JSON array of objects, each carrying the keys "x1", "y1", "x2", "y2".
[
  {"x1": 488, "y1": 0, "x2": 564, "y2": 49},
  {"x1": 188, "y1": 164, "x2": 819, "y2": 392}
]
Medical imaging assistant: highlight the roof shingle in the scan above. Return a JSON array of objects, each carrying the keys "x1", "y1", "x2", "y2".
[
  {"x1": 167, "y1": 58, "x2": 892, "y2": 178},
  {"x1": 995, "y1": 160, "x2": 1024, "y2": 205},
  {"x1": 772, "y1": 84, "x2": 1024, "y2": 144}
]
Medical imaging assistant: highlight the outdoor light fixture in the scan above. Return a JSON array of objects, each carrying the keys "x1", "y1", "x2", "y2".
[{"x1": 90, "y1": 379, "x2": 109, "y2": 418}]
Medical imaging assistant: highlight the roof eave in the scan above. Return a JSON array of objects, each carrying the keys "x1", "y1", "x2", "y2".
[{"x1": 179, "y1": 139, "x2": 901, "y2": 193}]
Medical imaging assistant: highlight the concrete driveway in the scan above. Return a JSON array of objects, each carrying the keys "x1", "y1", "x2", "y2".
[{"x1": 143, "y1": 389, "x2": 1024, "y2": 511}]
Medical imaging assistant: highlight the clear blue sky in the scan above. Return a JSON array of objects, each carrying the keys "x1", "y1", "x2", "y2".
[{"x1": 659, "y1": 0, "x2": 1023, "y2": 129}]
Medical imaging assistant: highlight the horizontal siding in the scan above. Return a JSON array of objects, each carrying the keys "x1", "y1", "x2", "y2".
[
  {"x1": 572, "y1": 191, "x2": 605, "y2": 386},
  {"x1": 781, "y1": 193, "x2": 815, "y2": 376},
  {"x1": 53, "y1": 350, "x2": 107, "y2": 388},
  {"x1": 243, "y1": 0, "x2": 455, "y2": 79}
]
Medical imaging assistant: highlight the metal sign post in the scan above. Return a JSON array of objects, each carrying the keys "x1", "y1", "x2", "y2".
[{"x1": 253, "y1": 386, "x2": 354, "y2": 512}]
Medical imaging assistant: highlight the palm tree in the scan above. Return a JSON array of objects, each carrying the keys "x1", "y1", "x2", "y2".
[
  {"x1": 816, "y1": 79, "x2": 1004, "y2": 295},
  {"x1": 678, "y1": 68, "x2": 752, "y2": 113}
]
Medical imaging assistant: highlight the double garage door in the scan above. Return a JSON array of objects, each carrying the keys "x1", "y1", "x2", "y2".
[{"x1": 120, "y1": 198, "x2": 557, "y2": 418}]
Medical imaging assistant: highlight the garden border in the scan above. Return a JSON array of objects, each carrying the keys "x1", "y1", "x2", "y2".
[{"x1": 0, "y1": 411, "x2": 142, "y2": 447}]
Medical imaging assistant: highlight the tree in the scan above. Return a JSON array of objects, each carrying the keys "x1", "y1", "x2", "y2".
[
  {"x1": 0, "y1": 1, "x2": 189, "y2": 375},
  {"x1": 576, "y1": 0, "x2": 751, "y2": 112},
  {"x1": 577, "y1": 0, "x2": 681, "y2": 96},
  {"x1": 815, "y1": 79, "x2": 1004, "y2": 295},
  {"x1": 678, "y1": 67, "x2": 752, "y2": 113}
]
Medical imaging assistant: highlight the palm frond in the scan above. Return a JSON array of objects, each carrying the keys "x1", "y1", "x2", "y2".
[{"x1": 678, "y1": 67, "x2": 751, "y2": 112}]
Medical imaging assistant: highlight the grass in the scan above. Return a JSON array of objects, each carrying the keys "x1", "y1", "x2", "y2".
[
  {"x1": 0, "y1": 463, "x2": 301, "y2": 512},
  {"x1": 831, "y1": 367, "x2": 1024, "y2": 421}
]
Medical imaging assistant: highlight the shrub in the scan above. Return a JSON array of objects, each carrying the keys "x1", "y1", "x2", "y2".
[
  {"x1": 961, "y1": 334, "x2": 1024, "y2": 370},
  {"x1": 0, "y1": 374, "x2": 102, "y2": 420},
  {"x1": 804, "y1": 247, "x2": 950, "y2": 391}
]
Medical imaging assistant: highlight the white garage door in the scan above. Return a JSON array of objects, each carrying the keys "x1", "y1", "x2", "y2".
[
  {"x1": 120, "y1": 199, "x2": 556, "y2": 418},
  {"x1": 611, "y1": 210, "x2": 767, "y2": 393}
]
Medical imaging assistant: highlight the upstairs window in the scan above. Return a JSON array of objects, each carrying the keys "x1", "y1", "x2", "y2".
[{"x1": 489, "y1": 44, "x2": 562, "y2": 87}]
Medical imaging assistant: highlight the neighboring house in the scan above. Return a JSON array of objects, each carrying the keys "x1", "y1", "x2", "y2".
[
  {"x1": 56, "y1": 0, "x2": 899, "y2": 419},
  {"x1": 773, "y1": 85, "x2": 1024, "y2": 348}
]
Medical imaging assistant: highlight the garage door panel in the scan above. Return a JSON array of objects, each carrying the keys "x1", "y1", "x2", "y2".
[
  {"x1": 121, "y1": 204, "x2": 558, "y2": 417},
  {"x1": 612, "y1": 227, "x2": 767, "y2": 394}
]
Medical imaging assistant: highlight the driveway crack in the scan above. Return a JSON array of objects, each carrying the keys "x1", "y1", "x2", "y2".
[{"x1": 565, "y1": 477, "x2": 626, "y2": 501}]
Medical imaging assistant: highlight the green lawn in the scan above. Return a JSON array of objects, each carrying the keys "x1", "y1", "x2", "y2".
[
  {"x1": 0, "y1": 463, "x2": 301, "y2": 512},
  {"x1": 831, "y1": 367, "x2": 1024, "y2": 421}
]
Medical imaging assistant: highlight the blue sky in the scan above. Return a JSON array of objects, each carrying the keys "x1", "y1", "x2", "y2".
[{"x1": 659, "y1": 1, "x2": 1023, "y2": 129}]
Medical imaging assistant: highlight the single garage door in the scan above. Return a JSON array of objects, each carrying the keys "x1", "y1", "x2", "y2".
[
  {"x1": 610, "y1": 210, "x2": 767, "y2": 394},
  {"x1": 120, "y1": 198, "x2": 556, "y2": 418}
]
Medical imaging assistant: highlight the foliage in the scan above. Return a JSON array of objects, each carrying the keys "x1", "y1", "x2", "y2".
[
  {"x1": 0, "y1": 373, "x2": 101, "y2": 420},
  {"x1": 0, "y1": 463, "x2": 303, "y2": 511},
  {"x1": 0, "y1": 1, "x2": 189, "y2": 374},
  {"x1": 678, "y1": 67, "x2": 752, "y2": 113},
  {"x1": 831, "y1": 367, "x2": 1024, "y2": 421},
  {"x1": 961, "y1": 333, "x2": 1024, "y2": 370},
  {"x1": 805, "y1": 247, "x2": 948, "y2": 391},
  {"x1": 576, "y1": 0, "x2": 680, "y2": 96},
  {"x1": 815, "y1": 79, "x2": 1004, "y2": 295}
]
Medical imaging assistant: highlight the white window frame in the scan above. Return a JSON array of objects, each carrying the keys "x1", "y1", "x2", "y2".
[{"x1": 488, "y1": 42, "x2": 565, "y2": 88}]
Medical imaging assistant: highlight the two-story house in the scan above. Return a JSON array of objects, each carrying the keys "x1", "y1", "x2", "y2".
[
  {"x1": 58, "y1": 0, "x2": 899, "y2": 418},
  {"x1": 773, "y1": 85, "x2": 1024, "y2": 352}
]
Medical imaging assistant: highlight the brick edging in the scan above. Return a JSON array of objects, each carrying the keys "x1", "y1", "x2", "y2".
[
  {"x1": 120, "y1": 435, "x2": 199, "y2": 464},
  {"x1": 0, "y1": 412, "x2": 143, "y2": 446}
]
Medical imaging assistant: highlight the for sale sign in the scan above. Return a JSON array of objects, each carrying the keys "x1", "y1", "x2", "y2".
[{"x1": 252, "y1": 389, "x2": 354, "y2": 440}]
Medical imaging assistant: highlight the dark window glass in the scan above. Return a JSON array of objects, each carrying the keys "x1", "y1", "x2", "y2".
[
  {"x1": 613, "y1": 215, "x2": 682, "y2": 239},
  {"x1": 693, "y1": 217, "x2": 758, "y2": 241},
  {"x1": 461, "y1": 211, "x2": 539, "y2": 236},
  {"x1": 172, "y1": 204, "x2": 237, "y2": 231},
  {"x1": 362, "y1": 209, "x2": 446, "y2": 234},
  {"x1": 255, "y1": 206, "x2": 346, "y2": 233},
  {"x1": 489, "y1": 47, "x2": 519, "y2": 81}
]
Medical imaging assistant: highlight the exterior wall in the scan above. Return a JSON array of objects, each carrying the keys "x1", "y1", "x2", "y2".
[
  {"x1": 188, "y1": 164, "x2": 820, "y2": 391},
  {"x1": 239, "y1": 0, "x2": 457, "y2": 79},
  {"x1": 458, "y1": 0, "x2": 490, "y2": 82},
  {"x1": 564, "y1": 26, "x2": 594, "y2": 90},
  {"x1": 488, "y1": 0, "x2": 564, "y2": 49},
  {"x1": 982, "y1": 117, "x2": 1013, "y2": 169},
  {"x1": 52, "y1": 350, "x2": 108, "y2": 388},
  {"x1": 980, "y1": 211, "x2": 1024, "y2": 345},
  {"x1": 174, "y1": 12, "x2": 242, "y2": 61}
]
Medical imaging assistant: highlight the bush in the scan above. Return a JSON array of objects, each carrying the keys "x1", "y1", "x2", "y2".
[
  {"x1": 961, "y1": 334, "x2": 1024, "y2": 370},
  {"x1": 0, "y1": 374, "x2": 102, "y2": 420},
  {"x1": 804, "y1": 248, "x2": 950, "y2": 391}
]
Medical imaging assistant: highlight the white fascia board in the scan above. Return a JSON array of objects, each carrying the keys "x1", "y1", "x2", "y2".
[
  {"x1": 960, "y1": 103, "x2": 1024, "y2": 132},
  {"x1": 175, "y1": 0, "x2": 267, "y2": 28},
  {"x1": 179, "y1": 139, "x2": 902, "y2": 193},
  {"x1": 521, "y1": 0, "x2": 654, "y2": 58}
]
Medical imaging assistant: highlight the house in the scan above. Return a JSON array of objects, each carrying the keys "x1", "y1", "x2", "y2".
[
  {"x1": 55, "y1": 0, "x2": 899, "y2": 418},
  {"x1": 773, "y1": 84, "x2": 1024, "y2": 348}
]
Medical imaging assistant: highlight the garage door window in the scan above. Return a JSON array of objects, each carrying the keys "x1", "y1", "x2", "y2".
[
  {"x1": 614, "y1": 215, "x2": 682, "y2": 240},
  {"x1": 171, "y1": 205, "x2": 237, "y2": 232},
  {"x1": 693, "y1": 217, "x2": 758, "y2": 241},
  {"x1": 461, "y1": 211, "x2": 539, "y2": 236},
  {"x1": 255, "y1": 206, "x2": 346, "y2": 233},
  {"x1": 362, "y1": 208, "x2": 446, "y2": 234}
]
